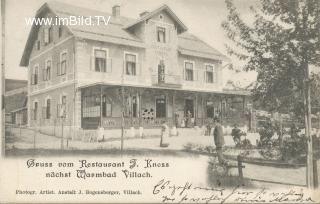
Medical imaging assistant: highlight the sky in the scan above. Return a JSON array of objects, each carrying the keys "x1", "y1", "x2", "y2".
[{"x1": 4, "y1": 0, "x2": 258, "y2": 86}]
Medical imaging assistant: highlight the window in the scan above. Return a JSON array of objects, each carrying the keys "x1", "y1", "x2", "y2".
[
  {"x1": 206, "y1": 101, "x2": 215, "y2": 118},
  {"x1": 82, "y1": 95, "x2": 100, "y2": 118},
  {"x1": 32, "y1": 66, "x2": 39, "y2": 85},
  {"x1": 43, "y1": 60, "x2": 51, "y2": 81},
  {"x1": 102, "y1": 95, "x2": 112, "y2": 117},
  {"x1": 48, "y1": 27, "x2": 53, "y2": 43},
  {"x1": 44, "y1": 27, "x2": 52, "y2": 44},
  {"x1": 62, "y1": 95, "x2": 67, "y2": 106},
  {"x1": 132, "y1": 96, "x2": 138, "y2": 118},
  {"x1": 205, "y1": 65, "x2": 214, "y2": 83},
  {"x1": 58, "y1": 26, "x2": 62, "y2": 38},
  {"x1": 158, "y1": 60, "x2": 165, "y2": 83},
  {"x1": 33, "y1": 101, "x2": 38, "y2": 120},
  {"x1": 157, "y1": 27, "x2": 166, "y2": 43},
  {"x1": 125, "y1": 53, "x2": 136, "y2": 75},
  {"x1": 58, "y1": 95, "x2": 67, "y2": 118},
  {"x1": 94, "y1": 49, "x2": 107, "y2": 72},
  {"x1": 44, "y1": 28, "x2": 49, "y2": 44},
  {"x1": 185, "y1": 62, "x2": 194, "y2": 81},
  {"x1": 36, "y1": 40, "x2": 40, "y2": 50},
  {"x1": 58, "y1": 52, "x2": 67, "y2": 76},
  {"x1": 46, "y1": 99, "x2": 51, "y2": 119}
]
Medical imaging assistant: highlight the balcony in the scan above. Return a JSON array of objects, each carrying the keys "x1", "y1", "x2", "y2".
[{"x1": 151, "y1": 74, "x2": 182, "y2": 88}]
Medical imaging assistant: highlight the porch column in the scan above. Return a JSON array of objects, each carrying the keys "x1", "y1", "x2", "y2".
[
  {"x1": 139, "y1": 91, "x2": 142, "y2": 127},
  {"x1": 121, "y1": 86, "x2": 125, "y2": 151},
  {"x1": 172, "y1": 91, "x2": 176, "y2": 127},
  {"x1": 166, "y1": 92, "x2": 169, "y2": 123},
  {"x1": 219, "y1": 95, "x2": 223, "y2": 122},
  {"x1": 195, "y1": 93, "x2": 198, "y2": 126},
  {"x1": 201, "y1": 94, "x2": 205, "y2": 126},
  {"x1": 242, "y1": 96, "x2": 246, "y2": 116},
  {"x1": 100, "y1": 85, "x2": 103, "y2": 127},
  {"x1": 130, "y1": 90, "x2": 133, "y2": 127}
]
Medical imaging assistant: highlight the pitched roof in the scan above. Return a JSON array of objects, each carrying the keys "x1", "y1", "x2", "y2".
[
  {"x1": 5, "y1": 89, "x2": 28, "y2": 113},
  {"x1": 20, "y1": 1, "x2": 228, "y2": 66},
  {"x1": 5, "y1": 79, "x2": 28, "y2": 92},
  {"x1": 124, "y1": 4, "x2": 188, "y2": 34},
  {"x1": 178, "y1": 33, "x2": 229, "y2": 61}
]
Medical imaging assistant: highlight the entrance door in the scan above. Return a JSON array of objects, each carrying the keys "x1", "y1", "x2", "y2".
[
  {"x1": 156, "y1": 97, "x2": 166, "y2": 118},
  {"x1": 185, "y1": 99, "x2": 194, "y2": 117}
]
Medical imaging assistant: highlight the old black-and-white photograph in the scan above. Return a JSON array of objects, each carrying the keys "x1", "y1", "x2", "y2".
[{"x1": 0, "y1": 0, "x2": 319, "y2": 203}]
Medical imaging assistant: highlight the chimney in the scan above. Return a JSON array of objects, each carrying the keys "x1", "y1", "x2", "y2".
[
  {"x1": 139, "y1": 11, "x2": 149, "y2": 17},
  {"x1": 112, "y1": 5, "x2": 120, "y2": 17}
]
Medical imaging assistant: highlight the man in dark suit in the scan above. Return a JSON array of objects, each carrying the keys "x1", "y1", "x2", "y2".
[{"x1": 213, "y1": 118, "x2": 226, "y2": 164}]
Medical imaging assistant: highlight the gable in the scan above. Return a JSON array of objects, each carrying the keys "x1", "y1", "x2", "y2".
[
  {"x1": 20, "y1": 4, "x2": 73, "y2": 66},
  {"x1": 124, "y1": 4, "x2": 188, "y2": 34}
]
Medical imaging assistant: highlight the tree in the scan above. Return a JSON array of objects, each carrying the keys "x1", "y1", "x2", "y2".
[{"x1": 222, "y1": 0, "x2": 320, "y2": 188}]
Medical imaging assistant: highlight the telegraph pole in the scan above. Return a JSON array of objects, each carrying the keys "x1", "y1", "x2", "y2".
[
  {"x1": 120, "y1": 86, "x2": 124, "y2": 152},
  {"x1": 305, "y1": 63, "x2": 314, "y2": 188},
  {"x1": 1, "y1": 0, "x2": 6, "y2": 157}
]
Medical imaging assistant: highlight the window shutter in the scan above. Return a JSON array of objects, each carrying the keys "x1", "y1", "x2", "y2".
[
  {"x1": 56, "y1": 62, "x2": 60, "y2": 76},
  {"x1": 107, "y1": 58, "x2": 112, "y2": 73},
  {"x1": 136, "y1": 62, "x2": 140, "y2": 75},
  {"x1": 42, "y1": 107, "x2": 46, "y2": 119},
  {"x1": 194, "y1": 69, "x2": 198, "y2": 81},
  {"x1": 183, "y1": 67, "x2": 185, "y2": 81},
  {"x1": 31, "y1": 74, "x2": 34, "y2": 85},
  {"x1": 65, "y1": 58, "x2": 68, "y2": 74},
  {"x1": 90, "y1": 53, "x2": 94, "y2": 71}
]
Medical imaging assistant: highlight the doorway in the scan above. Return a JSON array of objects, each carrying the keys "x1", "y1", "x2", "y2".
[
  {"x1": 185, "y1": 99, "x2": 194, "y2": 117},
  {"x1": 156, "y1": 96, "x2": 166, "y2": 118}
]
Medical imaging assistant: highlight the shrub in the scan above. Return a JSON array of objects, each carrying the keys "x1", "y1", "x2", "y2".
[{"x1": 280, "y1": 136, "x2": 307, "y2": 161}]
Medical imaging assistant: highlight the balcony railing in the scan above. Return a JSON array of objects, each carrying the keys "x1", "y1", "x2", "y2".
[{"x1": 151, "y1": 74, "x2": 182, "y2": 88}]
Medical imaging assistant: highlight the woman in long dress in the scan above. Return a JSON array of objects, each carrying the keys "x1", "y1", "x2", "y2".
[{"x1": 160, "y1": 121, "x2": 169, "y2": 147}]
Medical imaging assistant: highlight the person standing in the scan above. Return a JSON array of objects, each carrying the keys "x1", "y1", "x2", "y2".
[
  {"x1": 160, "y1": 120, "x2": 169, "y2": 147},
  {"x1": 213, "y1": 118, "x2": 226, "y2": 164}
]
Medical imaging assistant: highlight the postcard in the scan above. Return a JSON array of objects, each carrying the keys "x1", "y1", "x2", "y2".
[{"x1": 0, "y1": 0, "x2": 319, "y2": 203}]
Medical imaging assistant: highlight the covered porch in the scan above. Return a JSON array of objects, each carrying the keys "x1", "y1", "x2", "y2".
[{"x1": 80, "y1": 84, "x2": 250, "y2": 130}]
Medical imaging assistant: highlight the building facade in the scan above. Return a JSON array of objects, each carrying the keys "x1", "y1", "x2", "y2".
[{"x1": 20, "y1": 2, "x2": 250, "y2": 139}]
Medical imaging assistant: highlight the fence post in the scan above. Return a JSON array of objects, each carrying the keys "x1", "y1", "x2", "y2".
[{"x1": 237, "y1": 155, "x2": 243, "y2": 179}]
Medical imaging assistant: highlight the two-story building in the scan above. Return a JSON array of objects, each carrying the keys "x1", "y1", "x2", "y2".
[{"x1": 20, "y1": 1, "x2": 250, "y2": 140}]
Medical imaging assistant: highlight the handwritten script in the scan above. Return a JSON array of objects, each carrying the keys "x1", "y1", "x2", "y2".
[{"x1": 153, "y1": 179, "x2": 315, "y2": 203}]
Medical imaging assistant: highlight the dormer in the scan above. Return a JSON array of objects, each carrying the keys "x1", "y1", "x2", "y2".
[{"x1": 124, "y1": 4, "x2": 188, "y2": 43}]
